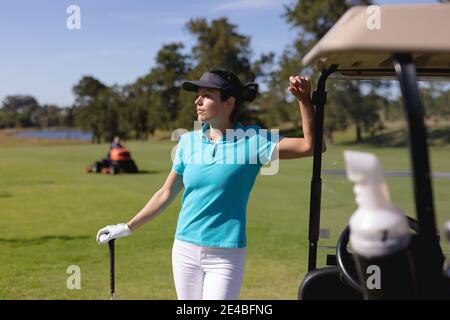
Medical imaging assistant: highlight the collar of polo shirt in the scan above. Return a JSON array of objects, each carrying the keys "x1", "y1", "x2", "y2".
[{"x1": 201, "y1": 122, "x2": 244, "y2": 144}]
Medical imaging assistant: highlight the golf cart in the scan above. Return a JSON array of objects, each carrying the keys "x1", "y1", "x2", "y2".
[
  {"x1": 298, "y1": 4, "x2": 450, "y2": 299},
  {"x1": 86, "y1": 147, "x2": 139, "y2": 175}
]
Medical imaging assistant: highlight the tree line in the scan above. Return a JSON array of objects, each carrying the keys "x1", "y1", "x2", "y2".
[{"x1": 1, "y1": 0, "x2": 449, "y2": 143}]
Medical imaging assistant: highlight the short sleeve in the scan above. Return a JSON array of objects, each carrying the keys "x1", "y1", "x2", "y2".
[
  {"x1": 257, "y1": 128, "x2": 283, "y2": 165},
  {"x1": 172, "y1": 134, "x2": 186, "y2": 175}
]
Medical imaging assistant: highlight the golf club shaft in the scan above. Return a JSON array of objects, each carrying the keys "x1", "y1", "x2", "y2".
[{"x1": 109, "y1": 239, "x2": 115, "y2": 300}]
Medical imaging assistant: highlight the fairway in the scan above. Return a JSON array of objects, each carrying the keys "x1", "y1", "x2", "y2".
[{"x1": 1, "y1": 138, "x2": 449, "y2": 299}]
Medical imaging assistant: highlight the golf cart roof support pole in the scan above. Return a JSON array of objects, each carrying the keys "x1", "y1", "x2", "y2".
[
  {"x1": 393, "y1": 54, "x2": 447, "y2": 297},
  {"x1": 392, "y1": 54, "x2": 438, "y2": 243},
  {"x1": 307, "y1": 66, "x2": 336, "y2": 272}
]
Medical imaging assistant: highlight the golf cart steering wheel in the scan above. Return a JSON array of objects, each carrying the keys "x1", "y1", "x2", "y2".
[{"x1": 336, "y1": 216, "x2": 419, "y2": 293}]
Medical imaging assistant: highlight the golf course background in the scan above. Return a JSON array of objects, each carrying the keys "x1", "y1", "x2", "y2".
[{"x1": 1, "y1": 128, "x2": 449, "y2": 299}]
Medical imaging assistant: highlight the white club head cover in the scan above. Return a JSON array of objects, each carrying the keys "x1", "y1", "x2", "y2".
[{"x1": 96, "y1": 223, "x2": 131, "y2": 244}]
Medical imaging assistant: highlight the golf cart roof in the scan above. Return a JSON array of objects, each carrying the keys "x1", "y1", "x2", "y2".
[{"x1": 302, "y1": 4, "x2": 450, "y2": 78}]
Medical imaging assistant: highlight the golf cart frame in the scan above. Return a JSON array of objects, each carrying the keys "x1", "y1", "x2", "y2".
[{"x1": 299, "y1": 4, "x2": 450, "y2": 299}]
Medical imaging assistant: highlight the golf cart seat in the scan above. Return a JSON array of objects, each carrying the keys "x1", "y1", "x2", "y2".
[{"x1": 300, "y1": 3, "x2": 450, "y2": 299}]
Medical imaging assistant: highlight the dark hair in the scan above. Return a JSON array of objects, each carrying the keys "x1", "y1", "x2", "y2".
[{"x1": 209, "y1": 69, "x2": 259, "y2": 124}]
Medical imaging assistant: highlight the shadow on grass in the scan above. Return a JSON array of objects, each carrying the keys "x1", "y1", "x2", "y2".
[
  {"x1": 428, "y1": 127, "x2": 450, "y2": 146},
  {"x1": 89, "y1": 170, "x2": 160, "y2": 176},
  {"x1": 339, "y1": 129, "x2": 407, "y2": 148},
  {"x1": 136, "y1": 170, "x2": 160, "y2": 175},
  {"x1": 118, "y1": 170, "x2": 160, "y2": 175},
  {"x1": 0, "y1": 235, "x2": 90, "y2": 246},
  {"x1": 0, "y1": 192, "x2": 13, "y2": 198}
]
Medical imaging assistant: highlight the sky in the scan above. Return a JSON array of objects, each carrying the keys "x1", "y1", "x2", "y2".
[{"x1": 0, "y1": 0, "x2": 438, "y2": 107}]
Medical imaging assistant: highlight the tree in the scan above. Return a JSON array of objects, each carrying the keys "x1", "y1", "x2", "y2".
[
  {"x1": 284, "y1": 0, "x2": 372, "y2": 42},
  {"x1": 186, "y1": 18, "x2": 253, "y2": 79},
  {"x1": 257, "y1": 66, "x2": 296, "y2": 130},
  {"x1": 433, "y1": 88, "x2": 450, "y2": 120},
  {"x1": 126, "y1": 42, "x2": 191, "y2": 137},
  {"x1": 177, "y1": 18, "x2": 269, "y2": 129},
  {"x1": 121, "y1": 83, "x2": 150, "y2": 139},
  {"x1": 280, "y1": 0, "x2": 383, "y2": 142},
  {"x1": 61, "y1": 107, "x2": 76, "y2": 128},
  {"x1": 332, "y1": 80, "x2": 384, "y2": 142},
  {"x1": 420, "y1": 82, "x2": 450, "y2": 123},
  {"x1": 73, "y1": 76, "x2": 108, "y2": 143},
  {"x1": 323, "y1": 85, "x2": 349, "y2": 144},
  {"x1": 0, "y1": 95, "x2": 73, "y2": 129},
  {"x1": 0, "y1": 108, "x2": 17, "y2": 128},
  {"x1": 1, "y1": 95, "x2": 40, "y2": 128},
  {"x1": 2, "y1": 95, "x2": 39, "y2": 113},
  {"x1": 33, "y1": 104, "x2": 63, "y2": 128},
  {"x1": 144, "y1": 43, "x2": 190, "y2": 131}
]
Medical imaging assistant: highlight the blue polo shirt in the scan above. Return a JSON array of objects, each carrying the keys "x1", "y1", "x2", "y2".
[{"x1": 171, "y1": 122, "x2": 282, "y2": 248}]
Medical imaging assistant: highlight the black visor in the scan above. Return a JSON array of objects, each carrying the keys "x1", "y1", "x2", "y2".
[{"x1": 182, "y1": 72, "x2": 231, "y2": 92}]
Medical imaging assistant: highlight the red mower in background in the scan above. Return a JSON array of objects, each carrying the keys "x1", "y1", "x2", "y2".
[{"x1": 86, "y1": 147, "x2": 139, "y2": 175}]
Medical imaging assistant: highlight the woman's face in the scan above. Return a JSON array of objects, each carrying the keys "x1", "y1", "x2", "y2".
[{"x1": 195, "y1": 87, "x2": 233, "y2": 124}]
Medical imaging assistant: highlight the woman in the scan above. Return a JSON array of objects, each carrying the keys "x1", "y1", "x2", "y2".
[{"x1": 96, "y1": 69, "x2": 319, "y2": 300}]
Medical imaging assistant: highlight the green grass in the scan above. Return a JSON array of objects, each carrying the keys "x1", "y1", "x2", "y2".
[{"x1": 0, "y1": 136, "x2": 449, "y2": 299}]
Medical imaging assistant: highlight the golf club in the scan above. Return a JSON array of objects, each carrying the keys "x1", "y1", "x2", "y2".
[{"x1": 108, "y1": 239, "x2": 115, "y2": 300}]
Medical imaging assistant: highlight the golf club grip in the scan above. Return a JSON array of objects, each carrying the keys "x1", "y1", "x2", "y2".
[{"x1": 109, "y1": 239, "x2": 115, "y2": 299}]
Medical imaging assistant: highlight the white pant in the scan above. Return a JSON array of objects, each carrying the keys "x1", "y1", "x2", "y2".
[{"x1": 172, "y1": 239, "x2": 246, "y2": 300}]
